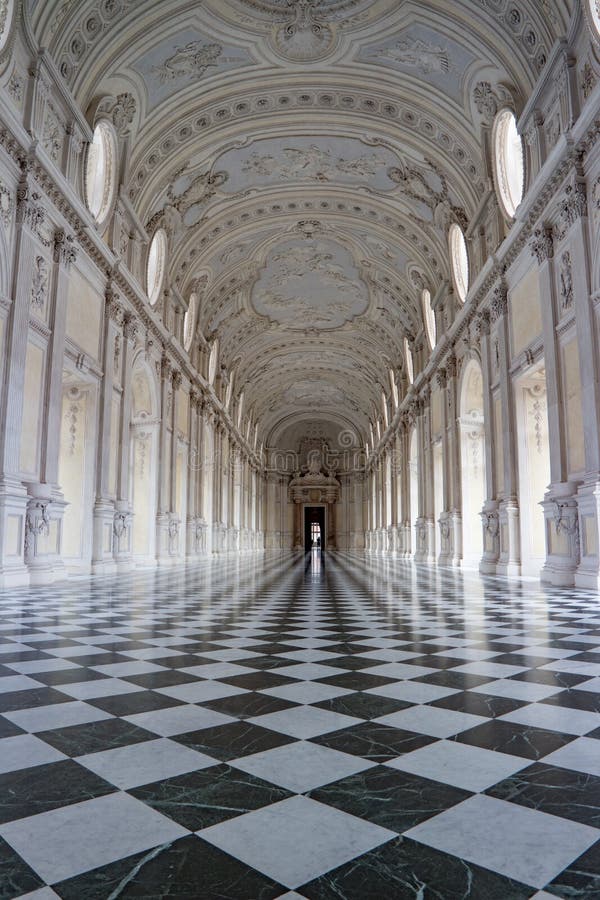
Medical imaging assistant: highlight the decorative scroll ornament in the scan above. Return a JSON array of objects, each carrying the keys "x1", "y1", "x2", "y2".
[
  {"x1": 0, "y1": 178, "x2": 13, "y2": 226},
  {"x1": 24, "y1": 501, "x2": 50, "y2": 555},
  {"x1": 30, "y1": 256, "x2": 49, "y2": 311},
  {"x1": 274, "y1": 0, "x2": 335, "y2": 61},
  {"x1": 113, "y1": 511, "x2": 132, "y2": 540},
  {"x1": 481, "y1": 510, "x2": 499, "y2": 538},
  {"x1": 555, "y1": 181, "x2": 588, "y2": 240},
  {"x1": 473, "y1": 81, "x2": 514, "y2": 125},
  {"x1": 53, "y1": 228, "x2": 77, "y2": 267},
  {"x1": 97, "y1": 92, "x2": 137, "y2": 135}
]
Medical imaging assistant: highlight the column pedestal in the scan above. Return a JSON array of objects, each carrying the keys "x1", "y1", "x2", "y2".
[
  {"x1": 479, "y1": 500, "x2": 500, "y2": 574},
  {"x1": 497, "y1": 498, "x2": 521, "y2": 576},
  {"x1": 0, "y1": 476, "x2": 29, "y2": 587},
  {"x1": 575, "y1": 477, "x2": 600, "y2": 589}
]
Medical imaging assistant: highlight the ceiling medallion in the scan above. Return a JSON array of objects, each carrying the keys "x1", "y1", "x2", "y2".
[{"x1": 236, "y1": 0, "x2": 365, "y2": 61}]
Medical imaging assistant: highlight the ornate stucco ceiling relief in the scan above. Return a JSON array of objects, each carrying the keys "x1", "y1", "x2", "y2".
[{"x1": 24, "y1": 0, "x2": 575, "y2": 451}]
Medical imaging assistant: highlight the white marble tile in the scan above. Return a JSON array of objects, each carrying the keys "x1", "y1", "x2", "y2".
[
  {"x1": 156, "y1": 680, "x2": 248, "y2": 703},
  {"x1": 541, "y1": 660, "x2": 600, "y2": 677},
  {"x1": 261, "y1": 682, "x2": 351, "y2": 704},
  {"x1": 6, "y1": 658, "x2": 81, "y2": 674},
  {"x1": 361, "y1": 662, "x2": 439, "y2": 680},
  {"x1": 365, "y1": 681, "x2": 459, "y2": 704},
  {"x1": 386, "y1": 739, "x2": 528, "y2": 792},
  {"x1": 77, "y1": 737, "x2": 216, "y2": 789},
  {"x1": 405, "y1": 794, "x2": 600, "y2": 889},
  {"x1": 56, "y1": 678, "x2": 145, "y2": 700},
  {"x1": 275, "y1": 649, "x2": 341, "y2": 662},
  {"x1": 499, "y1": 703, "x2": 600, "y2": 736},
  {"x1": 4, "y1": 700, "x2": 112, "y2": 732},
  {"x1": 433, "y1": 647, "x2": 500, "y2": 661},
  {"x1": 375, "y1": 705, "x2": 486, "y2": 739},
  {"x1": 231, "y1": 740, "x2": 375, "y2": 793},
  {"x1": 251, "y1": 705, "x2": 361, "y2": 739},
  {"x1": 124, "y1": 704, "x2": 235, "y2": 737},
  {"x1": 91, "y1": 660, "x2": 166, "y2": 677},
  {"x1": 577, "y1": 677, "x2": 600, "y2": 693},
  {"x1": 269, "y1": 662, "x2": 346, "y2": 681},
  {"x1": 46, "y1": 645, "x2": 111, "y2": 658},
  {"x1": 541, "y1": 737, "x2": 600, "y2": 777},
  {"x1": 451, "y1": 661, "x2": 529, "y2": 678},
  {"x1": 0, "y1": 792, "x2": 187, "y2": 884},
  {"x1": 0, "y1": 734, "x2": 66, "y2": 774},
  {"x1": 200, "y1": 795, "x2": 395, "y2": 889},
  {"x1": 470, "y1": 679, "x2": 563, "y2": 701},
  {"x1": 355, "y1": 649, "x2": 421, "y2": 662},
  {"x1": 0, "y1": 674, "x2": 43, "y2": 693},
  {"x1": 18, "y1": 888, "x2": 61, "y2": 899},
  {"x1": 188, "y1": 648, "x2": 262, "y2": 662},
  {"x1": 178, "y1": 662, "x2": 255, "y2": 679}
]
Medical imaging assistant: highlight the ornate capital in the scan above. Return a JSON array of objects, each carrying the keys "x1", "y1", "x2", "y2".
[
  {"x1": 123, "y1": 313, "x2": 139, "y2": 343},
  {"x1": 105, "y1": 283, "x2": 123, "y2": 325},
  {"x1": 445, "y1": 354, "x2": 457, "y2": 378},
  {"x1": 436, "y1": 368, "x2": 447, "y2": 389},
  {"x1": 530, "y1": 226, "x2": 554, "y2": 264},
  {"x1": 555, "y1": 181, "x2": 588, "y2": 240},
  {"x1": 172, "y1": 369, "x2": 183, "y2": 390},
  {"x1": 490, "y1": 281, "x2": 508, "y2": 324}
]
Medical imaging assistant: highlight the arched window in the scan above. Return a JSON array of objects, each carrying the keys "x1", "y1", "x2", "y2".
[
  {"x1": 146, "y1": 229, "x2": 167, "y2": 306},
  {"x1": 586, "y1": 0, "x2": 600, "y2": 40},
  {"x1": 382, "y1": 390, "x2": 389, "y2": 428},
  {"x1": 0, "y1": 0, "x2": 15, "y2": 55},
  {"x1": 389, "y1": 368, "x2": 398, "y2": 408},
  {"x1": 422, "y1": 288, "x2": 436, "y2": 349},
  {"x1": 404, "y1": 337, "x2": 414, "y2": 384},
  {"x1": 183, "y1": 292, "x2": 197, "y2": 351},
  {"x1": 85, "y1": 120, "x2": 117, "y2": 226},
  {"x1": 449, "y1": 224, "x2": 469, "y2": 303},
  {"x1": 493, "y1": 108, "x2": 524, "y2": 218}
]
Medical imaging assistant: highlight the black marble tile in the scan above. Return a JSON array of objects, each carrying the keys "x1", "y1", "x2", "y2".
[
  {"x1": 318, "y1": 655, "x2": 380, "y2": 671},
  {"x1": 545, "y1": 836, "x2": 600, "y2": 898},
  {"x1": 246, "y1": 642, "x2": 301, "y2": 655},
  {"x1": 313, "y1": 691, "x2": 413, "y2": 720},
  {"x1": 316, "y1": 671, "x2": 397, "y2": 691},
  {"x1": 88, "y1": 690, "x2": 184, "y2": 716},
  {"x1": 491, "y1": 652, "x2": 560, "y2": 668},
  {"x1": 0, "y1": 686, "x2": 72, "y2": 713},
  {"x1": 53, "y1": 833, "x2": 286, "y2": 899},
  {"x1": 30, "y1": 667, "x2": 108, "y2": 686},
  {"x1": 431, "y1": 690, "x2": 527, "y2": 718},
  {"x1": 234, "y1": 655, "x2": 295, "y2": 670},
  {"x1": 0, "y1": 760, "x2": 115, "y2": 824},
  {"x1": 541, "y1": 689, "x2": 600, "y2": 713},
  {"x1": 38, "y1": 718, "x2": 157, "y2": 756},
  {"x1": 120, "y1": 669, "x2": 204, "y2": 689},
  {"x1": 310, "y1": 765, "x2": 470, "y2": 833},
  {"x1": 0, "y1": 834, "x2": 44, "y2": 898},
  {"x1": 0, "y1": 715, "x2": 24, "y2": 738},
  {"x1": 145, "y1": 653, "x2": 214, "y2": 669},
  {"x1": 404, "y1": 654, "x2": 463, "y2": 670},
  {"x1": 455, "y1": 719, "x2": 577, "y2": 760},
  {"x1": 415, "y1": 670, "x2": 494, "y2": 690},
  {"x1": 0, "y1": 650, "x2": 53, "y2": 663},
  {"x1": 130, "y1": 763, "x2": 293, "y2": 830},
  {"x1": 300, "y1": 835, "x2": 534, "y2": 900},
  {"x1": 68, "y1": 652, "x2": 132, "y2": 667},
  {"x1": 173, "y1": 720, "x2": 295, "y2": 761},
  {"x1": 311, "y1": 722, "x2": 435, "y2": 762},
  {"x1": 510, "y1": 669, "x2": 589, "y2": 688},
  {"x1": 220, "y1": 671, "x2": 298, "y2": 690},
  {"x1": 486, "y1": 762, "x2": 600, "y2": 828},
  {"x1": 200, "y1": 691, "x2": 299, "y2": 719}
]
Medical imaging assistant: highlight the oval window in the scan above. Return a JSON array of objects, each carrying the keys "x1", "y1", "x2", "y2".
[
  {"x1": 493, "y1": 109, "x2": 524, "y2": 218},
  {"x1": 587, "y1": 0, "x2": 600, "y2": 40},
  {"x1": 183, "y1": 292, "x2": 197, "y2": 351},
  {"x1": 449, "y1": 224, "x2": 469, "y2": 303},
  {"x1": 422, "y1": 288, "x2": 436, "y2": 349},
  {"x1": 147, "y1": 228, "x2": 167, "y2": 306},
  {"x1": 85, "y1": 120, "x2": 117, "y2": 225},
  {"x1": 404, "y1": 337, "x2": 414, "y2": 384}
]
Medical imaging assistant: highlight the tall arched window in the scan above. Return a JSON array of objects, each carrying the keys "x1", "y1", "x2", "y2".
[
  {"x1": 389, "y1": 368, "x2": 398, "y2": 408},
  {"x1": 422, "y1": 288, "x2": 436, "y2": 349},
  {"x1": 449, "y1": 224, "x2": 469, "y2": 303},
  {"x1": 208, "y1": 339, "x2": 219, "y2": 385},
  {"x1": 493, "y1": 108, "x2": 524, "y2": 218},
  {"x1": 0, "y1": 0, "x2": 15, "y2": 55},
  {"x1": 404, "y1": 337, "x2": 414, "y2": 384},
  {"x1": 85, "y1": 120, "x2": 118, "y2": 227},
  {"x1": 147, "y1": 229, "x2": 167, "y2": 306},
  {"x1": 586, "y1": 0, "x2": 600, "y2": 40},
  {"x1": 183, "y1": 292, "x2": 197, "y2": 352}
]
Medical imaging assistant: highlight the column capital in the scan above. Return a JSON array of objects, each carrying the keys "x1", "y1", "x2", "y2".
[
  {"x1": 490, "y1": 280, "x2": 508, "y2": 324},
  {"x1": 530, "y1": 226, "x2": 554, "y2": 264},
  {"x1": 123, "y1": 313, "x2": 139, "y2": 343},
  {"x1": 171, "y1": 369, "x2": 183, "y2": 391},
  {"x1": 554, "y1": 180, "x2": 587, "y2": 240},
  {"x1": 53, "y1": 228, "x2": 77, "y2": 268}
]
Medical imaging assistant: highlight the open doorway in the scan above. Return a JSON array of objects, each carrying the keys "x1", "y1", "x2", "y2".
[
  {"x1": 515, "y1": 366, "x2": 550, "y2": 576},
  {"x1": 304, "y1": 506, "x2": 325, "y2": 552},
  {"x1": 460, "y1": 359, "x2": 486, "y2": 567}
]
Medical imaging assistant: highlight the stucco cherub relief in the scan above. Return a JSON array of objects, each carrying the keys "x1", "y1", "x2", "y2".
[{"x1": 251, "y1": 237, "x2": 369, "y2": 329}]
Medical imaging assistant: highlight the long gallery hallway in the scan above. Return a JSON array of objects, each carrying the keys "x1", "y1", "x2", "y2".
[{"x1": 1, "y1": 553, "x2": 600, "y2": 898}]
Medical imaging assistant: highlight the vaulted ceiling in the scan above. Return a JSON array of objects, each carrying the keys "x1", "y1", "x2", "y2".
[{"x1": 29, "y1": 0, "x2": 573, "y2": 448}]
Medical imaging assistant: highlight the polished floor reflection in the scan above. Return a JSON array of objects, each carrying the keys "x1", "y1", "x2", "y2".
[{"x1": 1, "y1": 552, "x2": 600, "y2": 898}]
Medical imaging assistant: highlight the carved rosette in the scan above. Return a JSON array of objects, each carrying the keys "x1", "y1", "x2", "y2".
[{"x1": 530, "y1": 226, "x2": 554, "y2": 265}]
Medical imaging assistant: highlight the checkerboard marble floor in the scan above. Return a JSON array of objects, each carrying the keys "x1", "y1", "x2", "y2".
[{"x1": 1, "y1": 551, "x2": 600, "y2": 898}]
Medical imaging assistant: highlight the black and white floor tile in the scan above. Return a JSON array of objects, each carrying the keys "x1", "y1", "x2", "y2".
[{"x1": 1, "y1": 551, "x2": 600, "y2": 898}]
